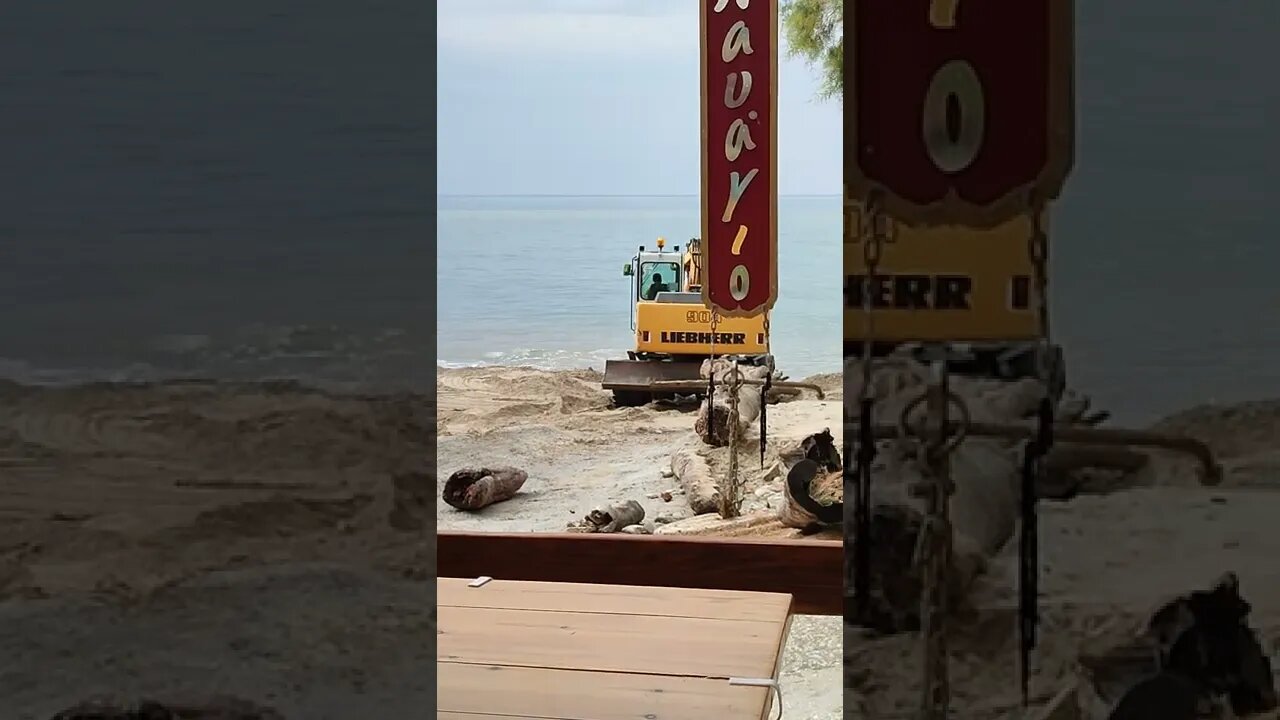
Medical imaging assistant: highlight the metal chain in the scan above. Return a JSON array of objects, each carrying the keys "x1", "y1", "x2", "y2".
[
  {"x1": 1027, "y1": 201, "x2": 1056, "y2": 395},
  {"x1": 913, "y1": 358, "x2": 960, "y2": 720},
  {"x1": 710, "y1": 312, "x2": 720, "y2": 360},
  {"x1": 725, "y1": 359, "x2": 744, "y2": 518},
  {"x1": 1028, "y1": 204, "x2": 1051, "y2": 349},
  {"x1": 849, "y1": 194, "x2": 885, "y2": 630},
  {"x1": 708, "y1": 312, "x2": 720, "y2": 440},
  {"x1": 1019, "y1": 197, "x2": 1056, "y2": 708},
  {"x1": 850, "y1": 194, "x2": 885, "y2": 630},
  {"x1": 858, "y1": 193, "x2": 885, "y2": 401},
  {"x1": 761, "y1": 312, "x2": 772, "y2": 467}
]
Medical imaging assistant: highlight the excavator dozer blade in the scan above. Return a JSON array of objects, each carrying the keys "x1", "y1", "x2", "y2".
[{"x1": 601, "y1": 359, "x2": 705, "y2": 406}]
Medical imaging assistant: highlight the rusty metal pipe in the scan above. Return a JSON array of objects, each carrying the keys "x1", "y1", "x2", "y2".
[
  {"x1": 860, "y1": 422, "x2": 1222, "y2": 486},
  {"x1": 650, "y1": 378, "x2": 826, "y2": 399}
]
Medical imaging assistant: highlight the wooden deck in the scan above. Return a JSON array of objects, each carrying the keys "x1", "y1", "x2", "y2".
[{"x1": 438, "y1": 577, "x2": 795, "y2": 720}]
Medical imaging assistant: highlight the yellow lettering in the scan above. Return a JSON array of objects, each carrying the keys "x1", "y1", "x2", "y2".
[
  {"x1": 731, "y1": 224, "x2": 748, "y2": 255},
  {"x1": 929, "y1": 0, "x2": 959, "y2": 29}
]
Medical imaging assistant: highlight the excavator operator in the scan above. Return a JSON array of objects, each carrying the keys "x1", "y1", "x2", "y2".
[{"x1": 643, "y1": 272, "x2": 671, "y2": 300}]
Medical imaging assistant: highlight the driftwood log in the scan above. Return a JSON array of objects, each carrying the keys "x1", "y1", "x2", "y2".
[
  {"x1": 669, "y1": 447, "x2": 721, "y2": 515},
  {"x1": 442, "y1": 466, "x2": 528, "y2": 511},
  {"x1": 844, "y1": 358, "x2": 1142, "y2": 632},
  {"x1": 653, "y1": 510, "x2": 838, "y2": 541},
  {"x1": 694, "y1": 359, "x2": 771, "y2": 446},
  {"x1": 672, "y1": 428, "x2": 847, "y2": 523},
  {"x1": 566, "y1": 500, "x2": 645, "y2": 533}
]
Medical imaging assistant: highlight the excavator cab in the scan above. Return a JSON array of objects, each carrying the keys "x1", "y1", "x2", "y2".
[{"x1": 603, "y1": 236, "x2": 769, "y2": 406}]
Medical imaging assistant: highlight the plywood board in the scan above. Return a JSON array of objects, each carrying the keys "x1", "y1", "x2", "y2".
[
  {"x1": 438, "y1": 577, "x2": 793, "y2": 720},
  {"x1": 438, "y1": 576, "x2": 792, "y2": 622},
  {"x1": 439, "y1": 605, "x2": 780, "y2": 679},
  {"x1": 438, "y1": 663, "x2": 769, "y2": 720}
]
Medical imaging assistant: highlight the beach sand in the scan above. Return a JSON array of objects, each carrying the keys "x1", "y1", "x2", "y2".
[
  {"x1": 841, "y1": 398, "x2": 1280, "y2": 718},
  {"x1": 436, "y1": 366, "x2": 847, "y2": 719},
  {"x1": 3, "y1": 368, "x2": 1279, "y2": 718},
  {"x1": 438, "y1": 367, "x2": 1280, "y2": 719},
  {"x1": 0, "y1": 379, "x2": 437, "y2": 718}
]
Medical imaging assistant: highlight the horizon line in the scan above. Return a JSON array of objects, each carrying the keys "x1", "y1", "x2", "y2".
[{"x1": 438, "y1": 193, "x2": 840, "y2": 199}]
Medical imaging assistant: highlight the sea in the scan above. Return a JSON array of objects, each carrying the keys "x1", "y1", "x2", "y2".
[
  {"x1": 0, "y1": 2, "x2": 433, "y2": 394},
  {"x1": 436, "y1": 195, "x2": 842, "y2": 380},
  {"x1": 1, "y1": 2, "x2": 1278, "y2": 425},
  {"x1": 408, "y1": 0, "x2": 1280, "y2": 426}
]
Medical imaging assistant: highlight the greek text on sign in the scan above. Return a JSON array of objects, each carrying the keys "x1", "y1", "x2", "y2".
[
  {"x1": 700, "y1": 0, "x2": 779, "y2": 317},
  {"x1": 846, "y1": 0, "x2": 1074, "y2": 228}
]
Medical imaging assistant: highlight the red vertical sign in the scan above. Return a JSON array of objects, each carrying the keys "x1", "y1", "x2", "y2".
[
  {"x1": 701, "y1": 0, "x2": 779, "y2": 317},
  {"x1": 846, "y1": 0, "x2": 1075, "y2": 228}
]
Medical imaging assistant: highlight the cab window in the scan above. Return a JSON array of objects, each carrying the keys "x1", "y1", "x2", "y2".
[{"x1": 640, "y1": 262, "x2": 679, "y2": 300}]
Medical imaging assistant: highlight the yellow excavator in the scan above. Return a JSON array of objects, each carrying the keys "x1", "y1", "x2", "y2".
[{"x1": 602, "y1": 236, "x2": 770, "y2": 406}]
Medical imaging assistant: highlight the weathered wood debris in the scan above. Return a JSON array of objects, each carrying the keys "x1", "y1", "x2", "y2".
[
  {"x1": 442, "y1": 466, "x2": 527, "y2": 511},
  {"x1": 566, "y1": 499, "x2": 645, "y2": 533},
  {"x1": 694, "y1": 358, "x2": 772, "y2": 447},
  {"x1": 842, "y1": 357, "x2": 1212, "y2": 632}
]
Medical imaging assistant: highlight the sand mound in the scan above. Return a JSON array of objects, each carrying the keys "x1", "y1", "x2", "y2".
[
  {"x1": 1141, "y1": 399, "x2": 1280, "y2": 488},
  {"x1": 802, "y1": 372, "x2": 844, "y2": 400},
  {"x1": 160, "y1": 494, "x2": 374, "y2": 543},
  {"x1": 0, "y1": 379, "x2": 434, "y2": 601},
  {"x1": 0, "y1": 380, "x2": 431, "y2": 475},
  {"x1": 1151, "y1": 398, "x2": 1280, "y2": 459},
  {"x1": 436, "y1": 366, "x2": 611, "y2": 432}
]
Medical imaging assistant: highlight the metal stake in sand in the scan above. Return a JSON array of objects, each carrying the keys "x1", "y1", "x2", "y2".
[
  {"x1": 1019, "y1": 196, "x2": 1059, "y2": 708},
  {"x1": 905, "y1": 354, "x2": 967, "y2": 719},
  {"x1": 721, "y1": 358, "x2": 745, "y2": 519}
]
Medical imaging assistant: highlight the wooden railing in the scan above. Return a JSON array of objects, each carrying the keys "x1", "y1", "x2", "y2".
[{"x1": 437, "y1": 531, "x2": 842, "y2": 616}]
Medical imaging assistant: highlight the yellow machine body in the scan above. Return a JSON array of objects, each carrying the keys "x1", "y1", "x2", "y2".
[
  {"x1": 602, "y1": 237, "x2": 770, "y2": 405},
  {"x1": 634, "y1": 302, "x2": 767, "y2": 355}
]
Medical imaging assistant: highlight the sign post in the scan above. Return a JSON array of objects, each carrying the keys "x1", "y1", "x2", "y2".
[{"x1": 700, "y1": 0, "x2": 779, "y2": 318}]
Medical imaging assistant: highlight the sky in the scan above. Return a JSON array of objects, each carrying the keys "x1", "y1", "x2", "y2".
[{"x1": 436, "y1": 0, "x2": 841, "y2": 196}]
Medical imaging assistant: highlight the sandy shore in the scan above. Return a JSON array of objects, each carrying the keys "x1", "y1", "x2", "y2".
[
  {"x1": 3, "y1": 367, "x2": 1278, "y2": 718},
  {"x1": 438, "y1": 366, "x2": 1280, "y2": 720},
  {"x1": 437, "y1": 365, "x2": 846, "y2": 719},
  {"x1": 842, "y1": 397, "x2": 1280, "y2": 718},
  {"x1": 0, "y1": 379, "x2": 436, "y2": 718}
]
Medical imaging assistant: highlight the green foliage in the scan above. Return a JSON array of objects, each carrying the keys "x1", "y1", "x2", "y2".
[{"x1": 780, "y1": 0, "x2": 843, "y2": 101}]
